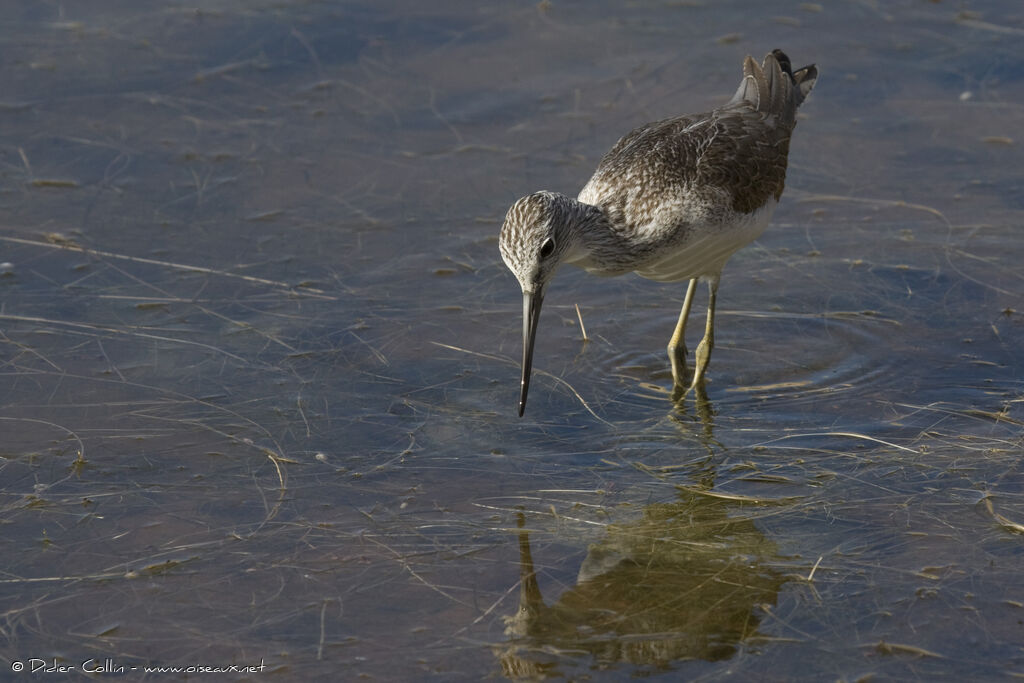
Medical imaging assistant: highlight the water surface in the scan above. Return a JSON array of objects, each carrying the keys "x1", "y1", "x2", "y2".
[{"x1": 2, "y1": 1, "x2": 1023, "y2": 679}]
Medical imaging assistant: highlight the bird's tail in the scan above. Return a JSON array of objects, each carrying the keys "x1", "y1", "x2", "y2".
[{"x1": 729, "y1": 49, "x2": 817, "y2": 124}]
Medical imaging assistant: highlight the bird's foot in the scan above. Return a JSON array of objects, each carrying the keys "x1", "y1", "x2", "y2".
[
  {"x1": 671, "y1": 376, "x2": 708, "y2": 402},
  {"x1": 667, "y1": 344, "x2": 689, "y2": 384}
]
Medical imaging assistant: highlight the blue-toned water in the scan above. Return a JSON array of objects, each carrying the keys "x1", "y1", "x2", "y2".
[{"x1": 2, "y1": 1, "x2": 1023, "y2": 679}]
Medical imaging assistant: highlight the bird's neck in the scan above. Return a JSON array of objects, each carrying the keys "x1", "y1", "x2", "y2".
[{"x1": 563, "y1": 199, "x2": 653, "y2": 275}]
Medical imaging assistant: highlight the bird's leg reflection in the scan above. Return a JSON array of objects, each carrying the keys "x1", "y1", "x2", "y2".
[
  {"x1": 670, "y1": 375, "x2": 716, "y2": 442},
  {"x1": 693, "y1": 383, "x2": 716, "y2": 441}
]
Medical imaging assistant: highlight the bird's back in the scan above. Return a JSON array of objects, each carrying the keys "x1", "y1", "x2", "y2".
[{"x1": 578, "y1": 51, "x2": 817, "y2": 242}]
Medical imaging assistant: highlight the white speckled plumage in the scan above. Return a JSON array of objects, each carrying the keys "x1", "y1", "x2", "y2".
[{"x1": 500, "y1": 50, "x2": 818, "y2": 416}]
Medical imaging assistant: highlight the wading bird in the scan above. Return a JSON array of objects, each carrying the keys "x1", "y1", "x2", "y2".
[{"x1": 500, "y1": 49, "x2": 817, "y2": 416}]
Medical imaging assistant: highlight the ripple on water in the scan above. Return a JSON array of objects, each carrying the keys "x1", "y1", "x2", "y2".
[{"x1": 586, "y1": 306, "x2": 906, "y2": 426}]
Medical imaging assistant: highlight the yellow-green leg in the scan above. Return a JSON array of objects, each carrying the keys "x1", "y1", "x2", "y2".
[
  {"x1": 668, "y1": 277, "x2": 699, "y2": 390},
  {"x1": 689, "y1": 275, "x2": 720, "y2": 392}
]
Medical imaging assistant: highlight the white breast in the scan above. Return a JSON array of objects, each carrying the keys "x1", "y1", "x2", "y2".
[{"x1": 633, "y1": 200, "x2": 776, "y2": 283}]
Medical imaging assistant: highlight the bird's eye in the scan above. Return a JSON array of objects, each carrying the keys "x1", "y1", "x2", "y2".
[{"x1": 539, "y1": 238, "x2": 555, "y2": 259}]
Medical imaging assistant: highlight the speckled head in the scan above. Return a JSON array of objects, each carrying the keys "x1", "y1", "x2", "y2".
[
  {"x1": 499, "y1": 190, "x2": 582, "y2": 417},
  {"x1": 499, "y1": 191, "x2": 578, "y2": 296}
]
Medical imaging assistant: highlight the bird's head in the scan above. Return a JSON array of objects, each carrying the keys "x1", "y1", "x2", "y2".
[
  {"x1": 499, "y1": 191, "x2": 584, "y2": 417},
  {"x1": 499, "y1": 191, "x2": 579, "y2": 297}
]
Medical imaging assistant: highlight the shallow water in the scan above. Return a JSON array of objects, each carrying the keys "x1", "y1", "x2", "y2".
[{"x1": 2, "y1": 1, "x2": 1023, "y2": 680}]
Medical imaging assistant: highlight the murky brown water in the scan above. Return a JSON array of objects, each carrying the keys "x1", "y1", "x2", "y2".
[{"x1": 2, "y1": 1, "x2": 1023, "y2": 679}]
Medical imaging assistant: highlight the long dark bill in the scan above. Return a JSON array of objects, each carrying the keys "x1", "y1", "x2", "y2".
[{"x1": 518, "y1": 290, "x2": 543, "y2": 417}]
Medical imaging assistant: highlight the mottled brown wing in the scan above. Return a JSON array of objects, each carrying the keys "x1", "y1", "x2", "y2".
[
  {"x1": 581, "y1": 113, "x2": 706, "y2": 202},
  {"x1": 578, "y1": 114, "x2": 708, "y2": 230},
  {"x1": 690, "y1": 107, "x2": 792, "y2": 214},
  {"x1": 581, "y1": 106, "x2": 791, "y2": 221}
]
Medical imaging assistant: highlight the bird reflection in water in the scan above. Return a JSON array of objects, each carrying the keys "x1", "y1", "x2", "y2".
[{"x1": 496, "y1": 490, "x2": 787, "y2": 678}]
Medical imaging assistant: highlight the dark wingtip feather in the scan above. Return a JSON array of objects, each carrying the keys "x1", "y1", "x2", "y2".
[
  {"x1": 730, "y1": 49, "x2": 817, "y2": 117},
  {"x1": 791, "y1": 63, "x2": 818, "y2": 103},
  {"x1": 770, "y1": 49, "x2": 793, "y2": 76}
]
